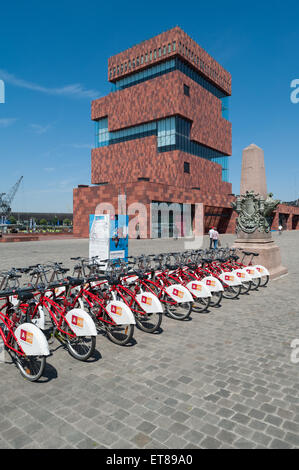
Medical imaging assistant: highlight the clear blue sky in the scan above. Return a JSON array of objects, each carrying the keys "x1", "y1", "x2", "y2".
[{"x1": 0, "y1": 0, "x2": 298, "y2": 213}]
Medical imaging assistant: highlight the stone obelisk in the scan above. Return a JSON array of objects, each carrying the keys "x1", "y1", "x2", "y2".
[
  {"x1": 240, "y1": 144, "x2": 267, "y2": 198},
  {"x1": 233, "y1": 144, "x2": 288, "y2": 279}
]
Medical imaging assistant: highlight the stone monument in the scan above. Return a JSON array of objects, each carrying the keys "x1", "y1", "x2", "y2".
[{"x1": 232, "y1": 144, "x2": 288, "y2": 279}]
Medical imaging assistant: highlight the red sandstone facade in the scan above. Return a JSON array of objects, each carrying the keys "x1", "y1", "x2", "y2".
[{"x1": 73, "y1": 27, "x2": 299, "y2": 237}]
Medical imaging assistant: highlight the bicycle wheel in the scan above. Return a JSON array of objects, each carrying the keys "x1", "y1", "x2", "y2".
[
  {"x1": 240, "y1": 281, "x2": 252, "y2": 295},
  {"x1": 106, "y1": 324, "x2": 134, "y2": 346},
  {"x1": 192, "y1": 296, "x2": 210, "y2": 313},
  {"x1": 164, "y1": 295, "x2": 192, "y2": 320},
  {"x1": 222, "y1": 285, "x2": 241, "y2": 300},
  {"x1": 209, "y1": 290, "x2": 223, "y2": 307},
  {"x1": 15, "y1": 354, "x2": 46, "y2": 382},
  {"x1": 251, "y1": 277, "x2": 261, "y2": 290},
  {"x1": 66, "y1": 335, "x2": 96, "y2": 361},
  {"x1": 259, "y1": 275, "x2": 269, "y2": 288}
]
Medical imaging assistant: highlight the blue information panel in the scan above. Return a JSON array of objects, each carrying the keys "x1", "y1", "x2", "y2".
[{"x1": 109, "y1": 214, "x2": 129, "y2": 262}]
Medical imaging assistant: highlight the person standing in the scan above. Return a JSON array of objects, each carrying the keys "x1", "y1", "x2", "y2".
[
  {"x1": 212, "y1": 228, "x2": 220, "y2": 249},
  {"x1": 209, "y1": 227, "x2": 215, "y2": 249},
  {"x1": 278, "y1": 224, "x2": 283, "y2": 236},
  {"x1": 136, "y1": 222, "x2": 140, "y2": 239}
]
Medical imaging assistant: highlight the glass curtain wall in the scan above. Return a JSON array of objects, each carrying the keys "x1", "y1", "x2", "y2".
[{"x1": 95, "y1": 116, "x2": 230, "y2": 181}]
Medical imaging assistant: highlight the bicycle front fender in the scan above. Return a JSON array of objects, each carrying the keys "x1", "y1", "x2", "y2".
[
  {"x1": 32, "y1": 306, "x2": 45, "y2": 330},
  {"x1": 233, "y1": 269, "x2": 252, "y2": 283},
  {"x1": 219, "y1": 272, "x2": 242, "y2": 287},
  {"x1": 186, "y1": 281, "x2": 212, "y2": 298},
  {"x1": 165, "y1": 284, "x2": 193, "y2": 303},
  {"x1": 253, "y1": 265, "x2": 270, "y2": 277},
  {"x1": 245, "y1": 267, "x2": 262, "y2": 279},
  {"x1": 135, "y1": 292, "x2": 163, "y2": 313},
  {"x1": 202, "y1": 276, "x2": 224, "y2": 292},
  {"x1": 65, "y1": 308, "x2": 97, "y2": 336},
  {"x1": 14, "y1": 323, "x2": 50, "y2": 356},
  {"x1": 105, "y1": 301, "x2": 136, "y2": 325}
]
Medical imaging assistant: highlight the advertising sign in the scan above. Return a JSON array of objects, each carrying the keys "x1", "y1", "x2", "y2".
[
  {"x1": 89, "y1": 214, "x2": 110, "y2": 262},
  {"x1": 89, "y1": 214, "x2": 128, "y2": 262}
]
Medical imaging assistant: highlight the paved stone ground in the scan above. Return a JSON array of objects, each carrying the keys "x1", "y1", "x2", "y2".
[{"x1": 0, "y1": 231, "x2": 298, "y2": 449}]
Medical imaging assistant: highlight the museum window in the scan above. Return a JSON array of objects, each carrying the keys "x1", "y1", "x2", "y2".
[
  {"x1": 184, "y1": 162, "x2": 190, "y2": 174},
  {"x1": 95, "y1": 117, "x2": 109, "y2": 147},
  {"x1": 184, "y1": 84, "x2": 190, "y2": 97}
]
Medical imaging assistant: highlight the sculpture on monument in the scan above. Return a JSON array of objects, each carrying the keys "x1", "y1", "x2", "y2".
[{"x1": 232, "y1": 191, "x2": 280, "y2": 234}]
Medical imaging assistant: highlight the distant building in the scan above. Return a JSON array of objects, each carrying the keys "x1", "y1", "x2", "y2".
[{"x1": 11, "y1": 212, "x2": 73, "y2": 224}]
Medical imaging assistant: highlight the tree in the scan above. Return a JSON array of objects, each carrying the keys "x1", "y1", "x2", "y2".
[
  {"x1": 39, "y1": 218, "x2": 48, "y2": 225},
  {"x1": 63, "y1": 218, "x2": 72, "y2": 226},
  {"x1": 8, "y1": 216, "x2": 17, "y2": 225}
]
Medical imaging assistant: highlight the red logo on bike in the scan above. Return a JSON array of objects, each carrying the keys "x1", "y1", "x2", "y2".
[
  {"x1": 173, "y1": 289, "x2": 184, "y2": 298},
  {"x1": 20, "y1": 329, "x2": 33, "y2": 344},
  {"x1": 237, "y1": 272, "x2": 245, "y2": 279},
  {"x1": 192, "y1": 284, "x2": 202, "y2": 291},
  {"x1": 72, "y1": 315, "x2": 84, "y2": 328},
  {"x1": 206, "y1": 279, "x2": 216, "y2": 287},
  {"x1": 111, "y1": 305, "x2": 122, "y2": 315},
  {"x1": 141, "y1": 296, "x2": 152, "y2": 305},
  {"x1": 225, "y1": 275, "x2": 234, "y2": 282}
]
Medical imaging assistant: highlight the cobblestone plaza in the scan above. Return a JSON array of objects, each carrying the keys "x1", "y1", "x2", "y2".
[{"x1": 0, "y1": 232, "x2": 298, "y2": 449}]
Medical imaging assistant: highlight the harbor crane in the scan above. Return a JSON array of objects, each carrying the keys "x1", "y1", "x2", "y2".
[{"x1": 0, "y1": 176, "x2": 23, "y2": 219}]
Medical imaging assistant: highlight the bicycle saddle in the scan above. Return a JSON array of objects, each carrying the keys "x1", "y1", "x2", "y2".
[
  {"x1": 0, "y1": 288, "x2": 18, "y2": 298},
  {"x1": 217, "y1": 258, "x2": 228, "y2": 263},
  {"x1": 243, "y1": 251, "x2": 259, "y2": 257},
  {"x1": 48, "y1": 280, "x2": 68, "y2": 289},
  {"x1": 87, "y1": 275, "x2": 106, "y2": 283},
  {"x1": 66, "y1": 277, "x2": 84, "y2": 287},
  {"x1": 18, "y1": 291, "x2": 35, "y2": 302}
]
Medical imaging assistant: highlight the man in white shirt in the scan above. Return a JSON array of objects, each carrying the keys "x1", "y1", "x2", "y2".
[{"x1": 209, "y1": 227, "x2": 215, "y2": 249}]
